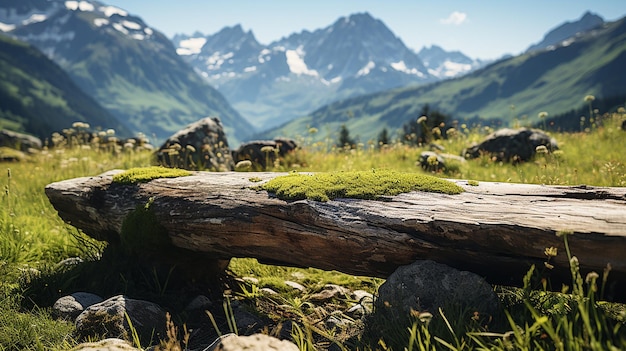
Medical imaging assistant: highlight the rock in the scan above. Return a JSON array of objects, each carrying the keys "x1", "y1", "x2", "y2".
[
  {"x1": 208, "y1": 333, "x2": 299, "y2": 351},
  {"x1": 284, "y1": 280, "x2": 305, "y2": 292},
  {"x1": 309, "y1": 284, "x2": 351, "y2": 301},
  {"x1": 53, "y1": 292, "x2": 103, "y2": 320},
  {"x1": 230, "y1": 300, "x2": 268, "y2": 334},
  {"x1": 621, "y1": 119, "x2": 626, "y2": 131},
  {"x1": 71, "y1": 338, "x2": 138, "y2": 351},
  {"x1": 75, "y1": 295, "x2": 167, "y2": 344},
  {"x1": 156, "y1": 117, "x2": 234, "y2": 171},
  {"x1": 0, "y1": 129, "x2": 42, "y2": 153},
  {"x1": 184, "y1": 295, "x2": 213, "y2": 312},
  {"x1": 232, "y1": 138, "x2": 297, "y2": 170},
  {"x1": 325, "y1": 314, "x2": 353, "y2": 330},
  {"x1": 462, "y1": 128, "x2": 558, "y2": 162},
  {"x1": 376, "y1": 260, "x2": 501, "y2": 319},
  {"x1": 418, "y1": 151, "x2": 466, "y2": 172}
]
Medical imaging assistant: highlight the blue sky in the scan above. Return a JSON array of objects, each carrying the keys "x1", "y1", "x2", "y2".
[{"x1": 104, "y1": 0, "x2": 626, "y2": 60}]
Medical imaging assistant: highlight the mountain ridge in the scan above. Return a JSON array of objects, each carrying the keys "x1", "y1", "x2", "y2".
[
  {"x1": 0, "y1": 0, "x2": 254, "y2": 144},
  {"x1": 257, "y1": 15, "x2": 626, "y2": 143},
  {"x1": 0, "y1": 32, "x2": 130, "y2": 139}
]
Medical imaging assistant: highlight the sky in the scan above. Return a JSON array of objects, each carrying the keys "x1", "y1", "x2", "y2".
[{"x1": 103, "y1": 0, "x2": 626, "y2": 60}]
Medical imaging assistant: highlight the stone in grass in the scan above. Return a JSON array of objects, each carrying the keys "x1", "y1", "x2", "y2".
[
  {"x1": 376, "y1": 260, "x2": 501, "y2": 320},
  {"x1": 53, "y1": 292, "x2": 103, "y2": 320},
  {"x1": 74, "y1": 295, "x2": 167, "y2": 344},
  {"x1": 72, "y1": 338, "x2": 138, "y2": 351},
  {"x1": 207, "y1": 333, "x2": 299, "y2": 351}
]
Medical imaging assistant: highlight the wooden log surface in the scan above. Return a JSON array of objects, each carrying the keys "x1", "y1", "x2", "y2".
[{"x1": 45, "y1": 171, "x2": 626, "y2": 296}]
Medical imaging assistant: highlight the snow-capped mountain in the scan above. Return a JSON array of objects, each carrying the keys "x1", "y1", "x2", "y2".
[
  {"x1": 417, "y1": 45, "x2": 488, "y2": 79},
  {"x1": 0, "y1": 0, "x2": 254, "y2": 143},
  {"x1": 526, "y1": 11, "x2": 605, "y2": 53},
  {"x1": 173, "y1": 12, "x2": 439, "y2": 130}
]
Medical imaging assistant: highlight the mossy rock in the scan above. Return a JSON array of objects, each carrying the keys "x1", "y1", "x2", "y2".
[
  {"x1": 261, "y1": 170, "x2": 464, "y2": 202},
  {"x1": 112, "y1": 166, "x2": 191, "y2": 185}
]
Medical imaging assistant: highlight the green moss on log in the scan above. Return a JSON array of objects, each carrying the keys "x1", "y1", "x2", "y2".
[
  {"x1": 112, "y1": 166, "x2": 191, "y2": 185},
  {"x1": 261, "y1": 170, "x2": 464, "y2": 202}
]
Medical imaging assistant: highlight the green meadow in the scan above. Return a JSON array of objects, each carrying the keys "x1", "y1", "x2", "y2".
[{"x1": 0, "y1": 111, "x2": 625, "y2": 350}]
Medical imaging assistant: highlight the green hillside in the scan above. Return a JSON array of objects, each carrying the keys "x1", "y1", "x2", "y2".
[
  {"x1": 0, "y1": 34, "x2": 130, "y2": 139},
  {"x1": 261, "y1": 16, "x2": 626, "y2": 142}
]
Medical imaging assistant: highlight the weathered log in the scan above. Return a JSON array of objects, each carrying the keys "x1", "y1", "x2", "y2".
[{"x1": 45, "y1": 171, "x2": 626, "y2": 298}]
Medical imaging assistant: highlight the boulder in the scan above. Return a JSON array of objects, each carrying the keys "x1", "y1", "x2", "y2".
[
  {"x1": 75, "y1": 295, "x2": 167, "y2": 344},
  {"x1": 207, "y1": 333, "x2": 299, "y2": 351},
  {"x1": 376, "y1": 260, "x2": 501, "y2": 318},
  {"x1": 418, "y1": 151, "x2": 466, "y2": 172},
  {"x1": 0, "y1": 129, "x2": 42, "y2": 152},
  {"x1": 156, "y1": 117, "x2": 234, "y2": 171},
  {"x1": 53, "y1": 292, "x2": 103, "y2": 320},
  {"x1": 463, "y1": 128, "x2": 558, "y2": 162},
  {"x1": 71, "y1": 338, "x2": 138, "y2": 351},
  {"x1": 232, "y1": 138, "x2": 297, "y2": 170}
]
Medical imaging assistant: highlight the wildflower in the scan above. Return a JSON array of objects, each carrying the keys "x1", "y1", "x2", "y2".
[
  {"x1": 308, "y1": 127, "x2": 318, "y2": 134},
  {"x1": 261, "y1": 146, "x2": 275, "y2": 153},
  {"x1": 584, "y1": 95, "x2": 595, "y2": 103},
  {"x1": 106, "y1": 129, "x2": 116, "y2": 136},
  {"x1": 185, "y1": 145, "x2": 196, "y2": 153},
  {"x1": 235, "y1": 160, "x2": 252, "y2": 171},
  {"x1": 417, "y1": 116, "x2": 427, "y2": 124},
  {"x1": 538, "y1": 111, "x2": 548, "y2": 119},
  {"x1": 544, "y1": 246, "x2": 558, "y2": 257},
  {"x1": 585, "y1": 271, "x2": 599, "y2": 284},
  {"x1": 427, "y1": 154, "x2": 439, "y2": 166}
]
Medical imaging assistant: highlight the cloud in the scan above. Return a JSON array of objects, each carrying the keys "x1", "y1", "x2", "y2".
[{"x1": 440, "y1": 11, "x2": 468, "y2": 26}]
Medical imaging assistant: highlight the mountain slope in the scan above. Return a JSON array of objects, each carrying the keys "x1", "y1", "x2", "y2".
[
  {"x1": 0, "y1": 0, "x2": 254, "y2": 144},
  {"x1": 260, "y1": 16, "x2": 626, "y2": 143},
  {"x1": 526, "y1": 11, "x2": 604, "y2": 53},
  {"x1": 0, "y1": 33, "x2": 129, "y2": 139},
  {"x1": 174, "y1": 13, "x2": 438, "y2": 131}
]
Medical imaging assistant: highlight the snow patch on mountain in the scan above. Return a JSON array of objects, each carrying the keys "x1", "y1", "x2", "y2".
[
  {"x1": 286, "y1": 49, "x2": 318, "y2": 76},
  {"x1": 99, "y1": 6, "x2": 128, "y2": 18},
  {"x1": 176, "y1": 37, "x2": 206, "y2": 55},
  {"x1": 0, "y1": 22, "x2": 15, "y2": 31},
  {"x1": 356, "y1": 61, "x2": 375, "y2": 76},
  {"x1": 23, "y1": 14, "x2": 47, "y2": 25},
  {"x1": 65, "y1": 1, "x2": 95, "y2": 12}
]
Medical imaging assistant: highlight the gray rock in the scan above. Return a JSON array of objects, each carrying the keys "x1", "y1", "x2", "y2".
[
  {"x1": 418, "y1": 151, "x2": 466, "y2": 172},
  {"x1": 75, "y1": 295, "x2": 167, "y2": 344},
  {"x1": 309, "y1": 284, "x2": 351, "y2": 301},
  {"x1": 72, "y1": 338, "x2": 138, "y2": 350},
  {"x1": 208, "y1": 333, "x2": 299, "y2": 351},
  {"x1": 232, "y1": 138, "x2": 297, "y2": 170},
  {"x1": 185, "y1": 295, "x2": 213, "y2": 312},
  {"x1": 156, "y1": 117, "x2": 234, "y2": 171},
  {"x1": 283, "y1": 280, "x2": 305, "y2": 292},
  {"x1": 462, "y1": 128, "x2": 558, "y2": 162},
  {"x1": 0, "y1": 129, "x2": 42, "y2": 153},
  {"x1": 53, "y1": 292, "x2": 103, "y2": 320},
  {"x1": 376, "y1": 260, "x2": 501, "y2": 319}
]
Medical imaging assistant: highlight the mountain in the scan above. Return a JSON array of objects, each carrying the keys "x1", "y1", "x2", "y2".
[
  {"x1": 417, "y1": 45, "x2": 488, "y2": 79},
  {"x1": 526, "y1": 11, "x2": 604, "y2": 53},
  {"x1": 0, "y1": 32, "x2": 130, "y2": 139},
  {"x1": 173, "y1": 12, "x2": 439, "y2": 131},
  {"x1": 259, "y1": 15, "x2": 626, "y2": 143},
  {"x1": 0, "y1": 0, "x2": 254, "y2": 144}
]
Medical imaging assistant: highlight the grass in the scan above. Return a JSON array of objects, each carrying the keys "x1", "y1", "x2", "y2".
[{"x1": 0, "y1": 111, "x2": 625, "y2": 350}]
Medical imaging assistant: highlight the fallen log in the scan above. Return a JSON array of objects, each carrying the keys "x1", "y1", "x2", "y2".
[{"x1": 45, "y1": 170, "x2": 626, "y2": 298}]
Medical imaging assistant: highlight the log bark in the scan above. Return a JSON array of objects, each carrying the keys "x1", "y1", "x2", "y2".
[{"x1": 45, "y1": 171, "x2": 626, "y2": 298}]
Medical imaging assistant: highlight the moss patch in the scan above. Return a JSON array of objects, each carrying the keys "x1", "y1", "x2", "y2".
[
  {"x1": 112, "y1": 166, "x2": 191, "y2": 185},
  {"x1": 260, "y1": 170, "x2": 464, "y2": 202}
]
